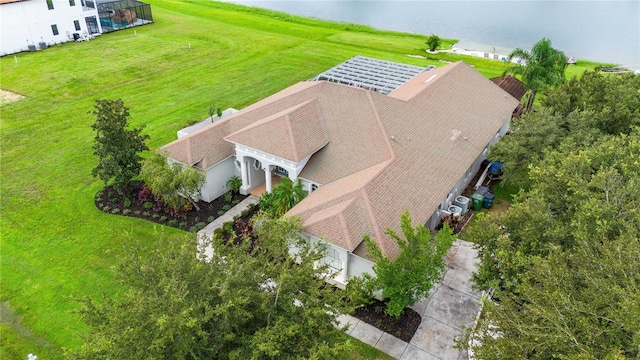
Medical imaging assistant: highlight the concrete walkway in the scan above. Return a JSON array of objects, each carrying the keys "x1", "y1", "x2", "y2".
[
  {"x1": 197, "y1": 199, "x2": 479, "y2": 359},
  {"x1": 197, "y1": 195, "x2": 259, "y2": 259},
  {"x1": 338, "y1": 240, "x2": 480, "y2": 360}
]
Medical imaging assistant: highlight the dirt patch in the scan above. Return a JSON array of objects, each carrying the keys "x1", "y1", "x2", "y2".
[{"x1": 0, "y1": 89, "x2": 25, "y2": 106}]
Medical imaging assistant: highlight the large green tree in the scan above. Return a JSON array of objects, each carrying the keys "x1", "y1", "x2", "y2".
[
  {"x1": 68, "y1": 216, "x2": 353, "y2": 359},
  {"x1": 91, "y1": 99, "x2": 149, "y2": 192},
  {"x1": 466, "y1": 132, "x2": 640, "y2": 358},
  {"x1": 504, "y1": 38, "x2": 568, "y2": 111},
  {"x1": 139, "y1": 151, "x2": 205, "y2": 212},
  {"x1": 358, "y1": 211, "x2": 456, "y2": 317},
  {"x1": 488, "y1": 69, "x2": 640, "y2": 187}
]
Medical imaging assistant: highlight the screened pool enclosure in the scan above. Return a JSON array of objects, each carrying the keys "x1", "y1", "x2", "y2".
[{"x1": 97, "y1": 0, "x2": 153, "y2": 33}]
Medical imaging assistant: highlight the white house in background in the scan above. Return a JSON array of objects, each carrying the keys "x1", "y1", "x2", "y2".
[
  {"x1": 0, "y1": 0, "x2": 101, "y2": 55},
  {"x1": 1, "y1": 0, "x2": 153, "y2": 56},
  {"x1": 162, "y1": 56, "x2": 519, "y2": 286}
]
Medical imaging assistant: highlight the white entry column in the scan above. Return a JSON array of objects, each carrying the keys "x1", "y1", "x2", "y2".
[
  {"x1": 239, "y1": 156, "x2": 250, "y2": 195},
  {"x1": 264, "y1": 165, "x2": 273, "y2": 193}
]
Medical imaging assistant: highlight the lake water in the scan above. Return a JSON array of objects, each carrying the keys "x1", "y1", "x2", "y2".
[{"x1": 227, "y1": 0, "x2": 640, "y2": 67}]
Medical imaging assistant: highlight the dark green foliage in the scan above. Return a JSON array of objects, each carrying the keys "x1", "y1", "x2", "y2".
[
  {"x1": 467, "y1": 74, "x2": 640, "y2": 357},
  {"x1": 489, "y1": 70, "x2": 640, "y2": 188},
  {"x1": 425, "y1": 34, "x2": 441, "y2": 52},
  {"x1": 358, "y1": 211, "x2": 456, "y2": 317},
  {"x1": 260, "y1": 178, "x2": 307, "y2": 218},
  {"x1": 68, "y1": 217, "x2": 353, "y2": 359},
  {"x1": 90, "y1": 99, "x2": 149, "y2": 193},
  {"x1": 226, "y1": 175, "x2": 242, "y2": 194}
]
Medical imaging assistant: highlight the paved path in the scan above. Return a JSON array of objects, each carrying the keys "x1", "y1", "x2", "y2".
[
  {"x1": 337, "y1": 240, "x2": 480, "y2": 360},
  {"x1": 198, "y1": 200, "x2": 479, "y2": 359}
]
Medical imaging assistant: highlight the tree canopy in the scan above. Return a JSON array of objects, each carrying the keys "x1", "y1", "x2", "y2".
[
  {"x1": 504, "y1": 38, "x2": 568, "y2": 111},
  {"x1": 425, "y1": 34, "x2": 441, "y2": 52},
  {"x1": 90, "y1": 99, "x2": 149, "y2": 192},
  {"x1": 466, "y1": 68, "x2": 640, "y2": 358},
  {"x1": 357, "y1": 211, "x2": 456, "y2": 317},
  {"x1": 488, "y1": 70, "x2": 640, "y2": 188},
  {"x1": 68, "y1": 216, "x2": 354, "y2": 359}
]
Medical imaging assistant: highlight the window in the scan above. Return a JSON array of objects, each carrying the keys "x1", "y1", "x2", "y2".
[
  {"x1": 74, "y1": 20, "x2": 81, "y2": 31},
  {"x1": 46, "y1": 0, "x2": 54, "y2": 9},
  {"x1": 69, "y1": 0, "x2": 75, "y2": 6},
  {"x1": 275, "y1": 166, "x2": 288, "y2": 177},
  {"x1": 253, "y1": 159, "x2": 261, "y2": 171},
  {"x1": 51, "y1": 24, "x2": 59, "y2": 36},
  {"x1": 322, "y1": 247, "x2": 341, "y2": 271}
]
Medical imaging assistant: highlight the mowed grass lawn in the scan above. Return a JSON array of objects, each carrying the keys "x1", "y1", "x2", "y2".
[{"x1": 0, "y1": 1, "x2": 601, "y2": 358}]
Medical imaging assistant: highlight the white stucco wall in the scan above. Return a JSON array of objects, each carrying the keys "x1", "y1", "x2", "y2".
[
  {"x1": 1, "y1": 0, "x2": 99, "y2": 56},
  {"x1": 200, "y1": 157, "x2": 239, "y2": 202}
]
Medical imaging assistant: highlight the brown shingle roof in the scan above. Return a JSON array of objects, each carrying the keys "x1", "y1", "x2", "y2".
[
  {"x1": 292, "y1": 62, "x2": 519, "y2": 260},
  {"x1": 224, "y1": 99, "x2": 329, "y2": 162},
  {"x1": 164, "y1": 60, "x2": 519, "y2": 260},
  {"x1": 490, "y1": 75, "x2": 526, "y2": 101}
]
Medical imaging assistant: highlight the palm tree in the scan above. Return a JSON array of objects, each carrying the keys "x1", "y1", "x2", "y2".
[
  {"x1": 271, "y1": 178, "x2": 307, "y2": 217},
  {"x1": 504, "y1": 38, "x2": 568, "y2": 112}
]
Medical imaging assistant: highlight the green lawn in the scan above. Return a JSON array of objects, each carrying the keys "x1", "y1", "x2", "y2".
[{"x1": 0, "y1": 1, "x2": 602, "y2": 358}]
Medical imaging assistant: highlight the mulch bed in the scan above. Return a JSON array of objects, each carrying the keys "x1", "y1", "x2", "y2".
[
  {"x1": 94, "y1": 181, "x2": 247, "y2": 232},
  {"x1": 353, "y1": 299, "x2": 422, "y2": 342}
]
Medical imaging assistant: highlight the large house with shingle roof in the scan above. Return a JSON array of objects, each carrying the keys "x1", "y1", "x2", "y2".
[{"x1": 162, "y1": 57, "x2": 519, "y2": 285}]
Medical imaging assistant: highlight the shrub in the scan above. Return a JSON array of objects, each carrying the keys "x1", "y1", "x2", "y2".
[
  {"x1": 179, "y1": 221, "x2": 187, "y2": 229},
  {"x1": 217, "y1": 210, "x2": 225, "y2": 216},
  {"x1": 159, "y1": 216, "x2": 168, "y2": 222},
  {"x1": 124, "y1": 198, "x2": 132, "y2": 208},
  {"x1": 222, "y1": 204, "x2": 231, "y2": 212},
  {"x1": 226, "y1": 175, "x2": 242, "y2": 194},
  {"x1": 195, "y1": 222, "x2": 206, "y2": 231},
  {"x1": 167, "y1": 219, "x2": 178, "y2": 227},
  {"x1": 111, "y1": 208, "x2": 121, "y2": 214},
  {"x1": 207, "y1": 216, "x2": 215, "y2": 222},
  {"x1": 102, "y1": 205, "x2": 111, "y2": 212},
  {"x1": 111, "y1": 197, "x2": 119, "y2": 204},
  {"x1": 224, "y1": 192, "x2": 233, "y2": 203},
  {"x1": 138, "y1": 186, "x2": 154, "y2": 203},
  {"x1": 152, "y1": 214, "x2": 159, "y2": 219},
  {"x1": 123, "y1": 209, "x2": 131, "y2": 215},
  {"x1": 142, "y1": 211, "x2": 150, "y2": 217},
  {"x1": 134, "y1": 210, "x2": 141, "y2": 215},
  {"x1": 143, "y1": 201, "x2": 153, "y2": 209}
]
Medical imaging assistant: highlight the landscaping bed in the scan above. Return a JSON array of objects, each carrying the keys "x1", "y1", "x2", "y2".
[
  {"x1": 353, "y1": 299, "x2": 421, "y2": 342},
  {"x1": 94, "y1": 181, "x2": 247, "y2": 232}
]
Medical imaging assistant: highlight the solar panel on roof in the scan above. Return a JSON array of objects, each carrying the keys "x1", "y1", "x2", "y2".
[{"x1": 310, "y1": 55, "x2": 433, "y2": 95}]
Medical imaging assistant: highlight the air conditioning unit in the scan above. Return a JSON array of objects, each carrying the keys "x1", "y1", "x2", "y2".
[
  {"x1": 454, "y1": 195, "x2": 470, "y2": 214},
  {"x1": 448, "y1": 205, "x2": 463, "y2": 220}
]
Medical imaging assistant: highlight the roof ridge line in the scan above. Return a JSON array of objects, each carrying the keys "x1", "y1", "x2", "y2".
[
  {"x1": 338, "y1": 212, "x2": 355, "y2": 251},
  {"x1": 285, "y1": 114, "x2": 299, "y2": 162},
  {"x1": 359, "y1": 186, "x2": 389, "y2": 258},
  {"x1": 366, "y1": 91, "x2": 395, "y2": 161}
]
